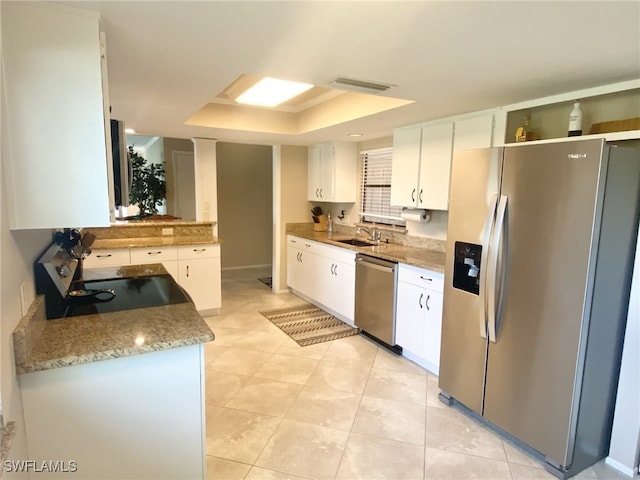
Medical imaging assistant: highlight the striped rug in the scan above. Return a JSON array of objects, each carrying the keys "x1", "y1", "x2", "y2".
[{"x1": 259, "y1": 303, "x2": 360, "y2": 347}]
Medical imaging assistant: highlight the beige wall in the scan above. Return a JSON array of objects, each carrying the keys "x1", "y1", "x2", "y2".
[
  {"x1": 217, "y1": 142, "x2": 272, "y2": 269},
  {"x1": 273, "y1": 145, "x2": 309, "y2": 292}
]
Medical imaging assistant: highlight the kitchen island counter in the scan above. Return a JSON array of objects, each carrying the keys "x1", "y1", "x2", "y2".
[{"x1": 13, "y1": 264, "x2": 214, "y2": 374}]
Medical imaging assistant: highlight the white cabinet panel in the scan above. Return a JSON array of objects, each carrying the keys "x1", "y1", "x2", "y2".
[
  {"x1": 308, "y1": 142, "x2": 357, "y2": 202},
  {"x1": 2, "y1": 3, "x2": 111, "y2": 229},
  {"x1": 177, "y1": 244, "x2": 221, "y2": 313},
  {"x1": 286, "y1": 235, "x2": 355, "y2": 324},
  {"x1": 20, "y1": 345, "x2": 206, "y2": 479},
  {"x1": 391, "y1": 123, "x2": 453, "y2": 210},
  {"x1": 454, "y1": 115, "x2": 494, "y2": 151},
  {"x1": 396, "y1": 264, "x2": 444, "y2": 374},
  {"x1": 391, "y1": 126, "x2": 422, "y2": 207},
  {"x1": 83, "y1": 248, "x2": 131, "y2": 268},
  {"x1": 418, "y1": 123, "x2": 454, "y2": 210}
]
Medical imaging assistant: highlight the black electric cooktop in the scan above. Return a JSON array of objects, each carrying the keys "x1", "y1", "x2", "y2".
[{"x1": 65, "y1": 274, "x2": 191, "y2": 317}]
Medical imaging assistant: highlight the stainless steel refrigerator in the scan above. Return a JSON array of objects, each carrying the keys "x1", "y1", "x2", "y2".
[{"x1": 438, "y1": 139, "x2": 640, "y2": 479}]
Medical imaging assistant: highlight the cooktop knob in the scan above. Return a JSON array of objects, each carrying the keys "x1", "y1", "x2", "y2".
[{"x1": 57, "y1": 264, "x2": 71, "y2": 278}]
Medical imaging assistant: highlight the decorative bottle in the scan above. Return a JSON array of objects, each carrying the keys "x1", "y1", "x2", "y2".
[
  {"x1": 515, "y1": 115, "x2": 536, "y2": 142},
  {"x1": 568, "y1": 100, "x2": 583, "y2": 137}
]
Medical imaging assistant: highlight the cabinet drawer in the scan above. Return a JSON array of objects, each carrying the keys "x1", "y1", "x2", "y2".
[
  {"x1": 314, "y1": 242, "x2": 356, "y2": 265},
  {"x1": 177, "y1": 244, "x2": 220, "y2": 260},
  {"x1": 288, "y1": 235, "x2": 304, "y2": 249},
  {"x1": 130, "y1": 246, "x2": 178, "y2": 265},
  {"x1": 398, "y1": 264, "x2": 444, "y2": 293},
  {"x1": 84, "y1": 248, "x2": 130, "y2": 268}
]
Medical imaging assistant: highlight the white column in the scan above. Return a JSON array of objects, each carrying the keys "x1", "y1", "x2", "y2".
[
  {"x1": 607, "y1": 222, "x2": 640, "y2": 477},
  {"x1": 191, "y1": 138, "x2": 218, "y2": 236}
]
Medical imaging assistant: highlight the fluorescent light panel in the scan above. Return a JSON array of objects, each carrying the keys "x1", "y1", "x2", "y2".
[{"x1": 236, "y1": 77, "x2": 314, "y2": 107}]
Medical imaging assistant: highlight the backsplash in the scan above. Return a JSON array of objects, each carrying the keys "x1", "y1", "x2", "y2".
[{"x1": 85, "y1": 221, "x2": 216, "y2": 240}]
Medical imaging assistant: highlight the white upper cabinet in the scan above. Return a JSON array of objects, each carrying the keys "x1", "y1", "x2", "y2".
[
  {"x1": 391, "y1": 123, "x2": 454, "y2": 210},
  {"x1": 2, "y1": 2, "x2": 111, "y2": 230},
  {"x1": 308, "y1": 142, "x2": 357, "y2": 202},
  {"x1": 453, "y1": 114, "x2": 495, "y2": 151}
]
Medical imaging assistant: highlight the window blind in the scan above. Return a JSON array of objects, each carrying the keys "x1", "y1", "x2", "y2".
[{"x1": 360, "y1": 148, "x2": 405, "y2": 226}]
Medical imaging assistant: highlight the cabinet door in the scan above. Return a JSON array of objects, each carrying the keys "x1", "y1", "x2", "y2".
[
  {"x1": 287, "y1": 245, "x2": 304, "y2": 293},
  {"x1": 84, "y1": 249, "x2": 131, "y2": 268},
  {"x1": 331, "y1": 143, "x2": 357, "y2": 203},
  {"x1": 391, "y1": 127, "x2": 422, "y2": 207},
  {"x1": 317, "y1": 143, "x2": 335, "y2": 201},
  {"x1": 395, "y1": 281, "x2": 427, "y2": 355},
  {"x1": 308, "y1": 145, "x2": 322, "y2": 201},
  {"x1": 454, "y1": 115, "x2": 494, "y2": 151},
  {"x1": 329, "y1": 259, "x2": 355, "y2": 325},
  {"x1": 178, "y1": 257, "x2": 221, "y2": 312},
  {"x1": 2, "y1": 3, "x2": 111, "y2": 229},
  {"x1": 418, "y1": 122, "x2": 454, "y2": 210},
  {"x1": 423, "y1": 290, "x2": 443, "y2": 374}
]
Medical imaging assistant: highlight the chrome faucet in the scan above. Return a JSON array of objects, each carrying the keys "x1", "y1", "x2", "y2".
[{"x1": 357, "y1": 227, "x2": 381, "y2": 243}]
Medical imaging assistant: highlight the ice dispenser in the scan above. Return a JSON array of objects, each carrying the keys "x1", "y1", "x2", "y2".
[{"x1": 452, "y1": 242, "x2": 482, "y2": 295}]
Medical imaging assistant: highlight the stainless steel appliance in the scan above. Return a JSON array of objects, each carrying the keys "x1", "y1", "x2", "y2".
[
  {"x1": 439, "y1": 139, "x2": 640, "y2": 479},
  {"x1": 354, "y1": 254, "x2": 400, "y2": 352}
]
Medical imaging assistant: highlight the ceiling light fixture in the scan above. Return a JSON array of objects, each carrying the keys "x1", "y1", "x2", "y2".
[
  {"x1": 124, "y1": 128, "x2": 136, "y2": 134},
  {"x1": 235, "y1": 77, "x2": 314, "y2": 107},
  {"x1": 348, "y1": 133, "x2": 363, "y2": 137}
]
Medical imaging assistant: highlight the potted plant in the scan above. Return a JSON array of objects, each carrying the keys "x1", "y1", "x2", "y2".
[{"x1": 127, "y1": 146, "x2": 166, "y2": 217}]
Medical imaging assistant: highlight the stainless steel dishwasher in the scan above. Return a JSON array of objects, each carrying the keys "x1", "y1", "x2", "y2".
[{"x1": 354, "y1": 254, "x2": 401, "y2": 353}]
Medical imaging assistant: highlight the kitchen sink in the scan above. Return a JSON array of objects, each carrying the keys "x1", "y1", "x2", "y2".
[{"x1": 335, "y1": 238, "x2": 375, "y2": 247}]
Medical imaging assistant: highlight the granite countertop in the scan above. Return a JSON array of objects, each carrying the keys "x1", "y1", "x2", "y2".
[
  {"x1": 287, "y1": 226, "x2": 446, "y2": 273},
  {"x1": 92, "y1": 235, "x2": 220, "y2": 250},
  {"x1": 13, "y1": 264, "x2": 215, "y2": 375}
]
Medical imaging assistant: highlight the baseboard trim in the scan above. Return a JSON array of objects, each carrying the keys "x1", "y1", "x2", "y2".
[
  {"x1": 605, "y1": 456, "x2": 638, "y2": 478},
  {"x1": 221, "y1": 264, "x2": 272, "y2": 272}
]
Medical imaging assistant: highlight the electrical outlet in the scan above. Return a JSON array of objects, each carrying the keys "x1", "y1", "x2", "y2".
[
  {"x1": 20, "y1": 281, "x2": 34, "y2": 316},
  {"x1": 162, "y1": 228, "x2": 173, "y2": 236}
]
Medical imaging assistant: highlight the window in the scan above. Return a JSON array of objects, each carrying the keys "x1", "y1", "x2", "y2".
[{"x1": 360, "y1": 148, "x2": 405, "y2": 226}]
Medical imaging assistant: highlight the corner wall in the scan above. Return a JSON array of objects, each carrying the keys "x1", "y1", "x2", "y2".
[{"x1": 273, "y1": 145, "x2": 308, "y2": 293}]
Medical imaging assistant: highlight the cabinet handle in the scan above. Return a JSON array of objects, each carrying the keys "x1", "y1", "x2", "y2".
[
  {"x1": 186, "y1": 265, "x2": 190, "y2": 277},
  {"x1": 419, "y1": 293, "x2": 423, "y2": 309},
  {"x1": 298, "y1": 252, "x2": 302, "y2": 262},
  {"x1": 305, "y1": 243, "x2": 311, "y2": 248},
  {"x1": 411, "y1": 188, "x2": 416, "y2": 202},
  {"x1": 96, "y1": 254, "x2": 112, "y2": 258},
  {"x1": 316, "y1": 188, "x2": 319, "y2": 198},
  {"x1": 420, "y1": 276, "x2": 433, "y2": 282},
  {"x1": 291, "y1": 239, "x2": 297, "y2": 244},
  {"x1": 147, "y1": 251, "x2": 162, "y2": 255},
  {"x1": 426, "y1": 294, "x2": 430, "y2": 311},
  {"x1": 319, "y1": 188, "x2": 323, "y2": 199},
  {"x1": 193, "y1": 248, "x2": 206, "y2": 253},
  {"x1": 419, "y1": 189, "x2": 423, "y2": 204}
]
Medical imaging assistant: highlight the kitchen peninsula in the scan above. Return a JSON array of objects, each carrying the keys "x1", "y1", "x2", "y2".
[{"x1": 12, "y1": 262, "x2": 214, "y2": 479}]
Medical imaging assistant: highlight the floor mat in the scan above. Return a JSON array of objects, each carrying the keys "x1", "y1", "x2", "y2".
[{"x1": 260, "y1": 303, "x2": 360, "y2": 346}]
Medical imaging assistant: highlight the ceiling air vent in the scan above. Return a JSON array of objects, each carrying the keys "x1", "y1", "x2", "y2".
[{"x1": 331, "y1": 77, "x2": 394, "y2": 93}]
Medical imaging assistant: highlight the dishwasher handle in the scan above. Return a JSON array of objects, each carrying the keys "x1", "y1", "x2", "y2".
[{"x1": 355, "y1": 256, "x2": 395, "y2": 273}]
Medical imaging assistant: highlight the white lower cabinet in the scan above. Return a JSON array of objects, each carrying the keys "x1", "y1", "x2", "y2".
[
  {"x1": 177, "y1": 245, "x2": 221, "y2": 314},
  {"x1": 286, "y1": 235, "x2": 355, "y2": 325},
  {"x1": 86, "y1": 244, "x2": 221, "y2": 314},
  {"x1": 395, "y1": 264, "x2": 444, "y2": 374},
  {"x1": 130, "y1": 246, "x2": 179, "y2": 279}
]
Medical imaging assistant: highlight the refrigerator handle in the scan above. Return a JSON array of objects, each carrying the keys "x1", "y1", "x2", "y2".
[
  {"x1": 487, "y1": 194, "x2": 508, "y2": 343},
  {"x1": 479, "y1": 194, "x2": 499, "y2": 339}
]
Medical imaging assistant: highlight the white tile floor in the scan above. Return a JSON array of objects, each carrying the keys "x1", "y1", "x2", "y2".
[{"x1": 203, "y1": 267, "x2": 628, "y2": 480}]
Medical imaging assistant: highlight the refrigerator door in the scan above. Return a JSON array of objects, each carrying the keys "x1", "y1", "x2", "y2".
[
  {"x1": 482, "y1": 140, "x2": 606, "y2": 466},
  {"x1": 439, "y1": 148, "x2": 502, "y2": 414}
]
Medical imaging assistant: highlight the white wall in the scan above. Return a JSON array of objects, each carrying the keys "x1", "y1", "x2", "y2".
[
  {"x1": 607, "y1": 222, "x2": 640, "y2": 477},
  {"x1": 192, "y1": 138, "x2": 218, "y2": 235}
]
